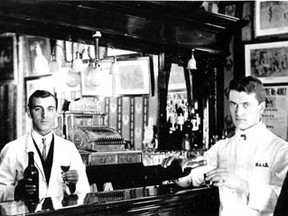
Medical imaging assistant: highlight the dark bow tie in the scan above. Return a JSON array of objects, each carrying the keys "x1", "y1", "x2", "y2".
[{"x1": 240, "y1": 134, "x2": 246, "y2": 140}]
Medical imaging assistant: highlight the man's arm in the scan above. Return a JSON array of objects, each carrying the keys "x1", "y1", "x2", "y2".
[
  {"x1": 274, "y1": 171, "x2": 288, "y2": 216},
  {"x1": 0, "y1": 146, "x2": 19, "y2": 201}
]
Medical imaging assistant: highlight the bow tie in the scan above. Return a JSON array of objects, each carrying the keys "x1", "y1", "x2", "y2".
[{"x1": 240, "y1": 134, "x2": 246, "y2": 140}]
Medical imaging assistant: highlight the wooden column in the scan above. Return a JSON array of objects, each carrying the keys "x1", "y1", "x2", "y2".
[{"x1": 157, "y1": 52, "x2": 172, "y2": 150}]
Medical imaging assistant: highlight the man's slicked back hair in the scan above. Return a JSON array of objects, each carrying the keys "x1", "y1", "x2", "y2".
[
  {"x1": 28, "y1": 90, "x2": 58, "y2": 110},
  {"x1": 229, "y1": 76, "x2": 266, "y2": 103}
]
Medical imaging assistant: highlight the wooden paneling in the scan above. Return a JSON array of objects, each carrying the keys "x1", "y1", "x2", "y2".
[{"x1": 0, "y1": 1, "x2": 240, "y2": 55}]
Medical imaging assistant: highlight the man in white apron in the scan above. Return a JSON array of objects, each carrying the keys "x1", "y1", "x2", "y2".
[
  {"x1": 164, "y1": 76, "x2": 288, "y2": 216},
  {"x1": 0, "y1": 90, "x2": 90, "y2": 201}
]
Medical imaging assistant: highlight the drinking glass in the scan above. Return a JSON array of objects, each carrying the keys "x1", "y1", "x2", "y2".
[{"x1": 61, "y1": 159, "x2": 71, "y2": 183}]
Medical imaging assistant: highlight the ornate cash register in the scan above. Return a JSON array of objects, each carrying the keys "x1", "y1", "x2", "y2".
[
  {"x1": 61, "y1": 112, "x2": 142, "y2": 166},
  {"x1": 56, "y1": 98, "x2": 142, "y2": 167}
]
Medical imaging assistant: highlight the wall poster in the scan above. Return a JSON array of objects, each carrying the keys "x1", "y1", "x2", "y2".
[
  {"x1": 255, "y1": 1, "x2": 288, "y2": 37},
  {"x1": 0, "y1": 34, "x2": 16, "y2": 82},
  {"x1": 245, "y1": 41, "x2": 288, "y2": 84},
  {"x1": 113, "y1": 56, "x2": 151, "y2": 95},
  {"x1": 263, "y1": 85, "x2": 288, "y2": 140}
]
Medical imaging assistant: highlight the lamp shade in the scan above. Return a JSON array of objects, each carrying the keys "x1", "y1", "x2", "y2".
[
  {"x1": 72, "y1": 52, "x2": 84, "y2": 72},
  {"x1": 65, "y1": 69, "x2": 81, "y2": 87},
  {"x1": 186, "y1": 49, "x2": 197, "y2": 70},
  {"x1": 88, "y1": 64, "x2": 105, "y2": 87},
  {"x1": 49, "y1": 58, "x2": 59, "y2": 73},
  {"x1": 110, "y1": 57, "x2": 119, "y2": 75}
]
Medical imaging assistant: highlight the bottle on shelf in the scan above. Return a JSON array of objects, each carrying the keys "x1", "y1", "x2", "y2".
[
  {"x1": 176, "y1": 102, "x2": 184, "y2": 131},
  {"x1": 181, "y1": 133, "x2": 191, "y2": 151},
  {"x1": 182, "y1": 102, "x2": 193, "y2": 151},
  {"x1": 24, "y1": 152, "x2": 39, "y2": 203},
  {"x1": 190, "y1": 100, "x2": 202, "y2": 149}
]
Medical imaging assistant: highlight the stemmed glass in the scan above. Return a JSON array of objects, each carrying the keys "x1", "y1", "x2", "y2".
[
  {"x1": 61, "y1": 158, "x2": 71, "y2": 183},
  {"x1": 60, "y1": 158, "x2": 76, "y2": 194}
]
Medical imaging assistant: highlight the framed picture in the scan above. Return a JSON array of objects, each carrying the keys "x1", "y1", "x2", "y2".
[
  {"x1": 255, "y1": 1, "x2": 288, "y2": 37},
  {"x1": 263, "y1": 84, "x2": 288, "y2": 141},
  {"x1": 245, "y1": 41, "x2": 288, "y2": 83},
  {"x1": 81, "y1": 60, "x2": 113, "y2": 96},
  {"x1": 24, "y1": 74, "x2": 55, "y2": 108},
  {"x1": 0, "y1": 34, "x2": 17, "y2": 82},
  {"x1": 26, "y1": 36, "x2": 51, "y2": 76},
  {"x1": 113, "y1": 56, "x2": 151, "y2": 95}
]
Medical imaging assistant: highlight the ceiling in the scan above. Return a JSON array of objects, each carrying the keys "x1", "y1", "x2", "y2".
[{"x1": 0, "y1": 1, "x2": 240, "y2": 55}]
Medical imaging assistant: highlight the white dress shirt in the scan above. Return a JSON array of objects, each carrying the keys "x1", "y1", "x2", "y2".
[{"x1": 31, "y1": 130, "x2": 53, "y2": 158}]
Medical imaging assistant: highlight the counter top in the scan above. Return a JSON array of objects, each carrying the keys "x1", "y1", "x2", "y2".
[{"x1": 0, "y1": 185, "x2": 219, "y2": 216}]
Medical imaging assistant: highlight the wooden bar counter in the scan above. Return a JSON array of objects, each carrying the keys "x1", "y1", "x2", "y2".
[{"x1": 0, "y1": 185, "x2": 219, "y2": 216}]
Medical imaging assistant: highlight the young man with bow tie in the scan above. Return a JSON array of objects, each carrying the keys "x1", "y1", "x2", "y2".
[
  {"x1": 0, "y1": 90, "x2": 90, "y2": 202},
  {"x1": 163, "y1": 76, "x2": 288, "y2": 216}
]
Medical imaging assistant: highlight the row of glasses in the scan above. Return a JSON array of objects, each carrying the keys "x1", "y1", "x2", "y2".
[{"x1": 142, "y1": 150, "x2": 204, "y2": 166}]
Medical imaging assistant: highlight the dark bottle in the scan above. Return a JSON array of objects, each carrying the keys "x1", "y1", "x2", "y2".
[
  {"x1": 25, "y1": 200, "x2": 38, "y2": 213},
  {"x1": 182, "y1": 113, "x2": 193, "y2": 151},
  {"x1": 190, "y1": 100, "x2": 202, "y2": 149},
  {"x1": 24, "y1": 152, "x2": 39, "y2": 203}
]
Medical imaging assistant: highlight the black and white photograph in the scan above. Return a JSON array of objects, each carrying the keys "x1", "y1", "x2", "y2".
[{"x1": 0, "y1": 2, "x2": 288, "y2": 216}]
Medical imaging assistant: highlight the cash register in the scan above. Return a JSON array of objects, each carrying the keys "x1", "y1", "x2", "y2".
[{"x1": 54, "y1": 97, "x2": 142, "y2": 167}]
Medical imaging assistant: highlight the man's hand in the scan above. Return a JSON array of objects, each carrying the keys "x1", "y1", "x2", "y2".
[
  {"x1": 161, "y1": 156, "x2": 178, "y2": 168},
  {"x1": 62, "y1": 169, "x2": 79, "y2": 185},
  {"x1": 205, "y1": 168, "x2": 249, "y2": 195},
  {"x1": 15, "y1": 178, "x2": 37, "y2": 201}
]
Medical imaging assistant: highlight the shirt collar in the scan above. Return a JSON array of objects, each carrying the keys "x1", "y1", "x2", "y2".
[
  {"x1": 235, "y1": 121, "x2": 265, "y2": 141},
  {"x1": 31, "y1": 130, "x2": 53, "y2": 146}
]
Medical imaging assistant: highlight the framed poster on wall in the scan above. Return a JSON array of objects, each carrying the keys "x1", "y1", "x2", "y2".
[
  {"x1": 245, "y1": 41, "x2": 288, "y2": 83},
  {"x1": 0, "y1": 34, "x2": 17, "y2": 82},
  {"x1": 26, "y1": 36, "x2": 51, "y2": 76},
  {"x1": 113, "y1": 56, "x2": 151, "y2": 95},
  {"x1": 263, "y1": 84, "x2": 288, "y2": 140},
  {"x1": 255, "y1": 1, "x2": 288, "y2": 37}
]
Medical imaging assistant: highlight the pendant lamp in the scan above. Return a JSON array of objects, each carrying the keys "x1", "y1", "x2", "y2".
[
  {"x1": 186, "y1": 49, "x2": 197, "y2": 70},
  {"x1": 87, "y1": 31, "x2": 106, "y2": 87}
]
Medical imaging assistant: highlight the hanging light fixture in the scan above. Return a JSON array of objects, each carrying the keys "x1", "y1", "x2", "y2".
[
  {"x1": 72, "y1": 51, "x2": 85, "y2": 72},
  {"x1": 65, "y1": 41, "x2": 81, "y2": 88},
  {"x1": 110, "y1": 56, "x2": 119, "y2": 75},
  {"x1": 84, "y1": 46, "x2": 94, "y2": 75},
  {"x1": 186, "y1": 49, "x2": 197, "y2": 70},
  {"x1": 86, "y1": 31, "x2": 107, "y2": 87},
  {"x1": 49, "y1": 46, "x2": 59, "y2": 73}
]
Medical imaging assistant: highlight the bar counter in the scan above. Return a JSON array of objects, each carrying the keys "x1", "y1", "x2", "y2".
[{"x1": 0, "y1": 184, "x2": 219, "y2": 216}]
